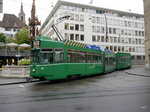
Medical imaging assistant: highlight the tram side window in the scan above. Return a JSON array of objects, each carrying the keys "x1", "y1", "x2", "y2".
[
  {"x1": 40, "y1": 48, "x2": 53, "y2": 64},
  {"x1": 109, "y1": 57, "x2": 116, "y2": 65},
  {"x1": 105, "y1": 57, "x2": 109, "y2": 65},
  {"x1": 69, "y1": 53, "x2": 78, "y2": 63},
  {"x1": 54, "y1": 49, "x2": 64, "y2": 63},
  {"x1": 105, "y1": 57, "x2": 115, "y2": 66},
  {"x1": 86, "y1": 54, "x2": 92, "y2": 63},
  {"x1": 92, "y1": 55, "x2": 101, "y2": 63},
  {"x1": 67, "y1": 49, "x2": 101, "y2": 63},
  {"x1": 117, "y1": 56, "x2": 130, "y2": 63},
  {"x1": 79, "y1": 53, "x2": 86, "y2": 63},
  {"x1": 40, "y1": 53, "x2": 53, "y2": 64}
]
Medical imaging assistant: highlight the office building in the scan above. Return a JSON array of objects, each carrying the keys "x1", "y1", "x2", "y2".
[{"x1": 40, "y1": 0, "x2": 145, "y2": 65}]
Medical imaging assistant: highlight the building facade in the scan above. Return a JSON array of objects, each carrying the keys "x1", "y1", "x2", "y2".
[
  {"x1": 0, "y1": 0, "x2": 3, "y2": 13},
  {"x1": 0, "y1": 3, "x2": 26, "y2": 37},
  {"x1": 40, "y1": 0, "x2": 145, "y2": 65},
  {"x1": 143, "y1": 0, "x2": 150, "y2": 69},
  {"x1": 0, "y1": 13, "x2": 26, "y2": 37}
]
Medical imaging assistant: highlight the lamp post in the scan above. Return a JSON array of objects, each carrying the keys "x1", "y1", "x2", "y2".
[{"x1": 104, "y1": 13, "x2": 108, "y2": 40}]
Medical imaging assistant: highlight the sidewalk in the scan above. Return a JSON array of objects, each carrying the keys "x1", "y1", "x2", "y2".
[
  {"x1": 0, "y1": 78, "x2": 28, "y2": 85},
  {"x1": 0, "y1": 71, "x2": 38, "y2": 85},
  {"x1": 125, "y1": 67, "x2": 150, "y2": 77}
]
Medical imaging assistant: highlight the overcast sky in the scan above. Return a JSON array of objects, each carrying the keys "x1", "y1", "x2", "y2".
[{"x1": 3, "y1": 0, "x2": 144, "y2": 24}]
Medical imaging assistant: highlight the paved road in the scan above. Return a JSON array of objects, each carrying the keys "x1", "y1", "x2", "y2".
[{"x1": 0, "y1": 69, "x2": 150, "y2": 112}]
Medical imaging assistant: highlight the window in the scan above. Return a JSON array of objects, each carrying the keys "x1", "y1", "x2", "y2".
[
  {"x1": 139, "y1": 39, "x2": 141, "y2": 44},
  {"x1": 129, "y1": 38, "x2": 131, "y2": 44},
  {"x1": 67, "y1": 49, "x2": 78, "y2": 63},
  {"x1": 97, "y1": 26, "x2": 100, "y2": 33},
  {"x1": 75, "y1": 24, "x2": 79, "y2": 31},
  {"x1": 67, "y1": 49, "x2": 101, "y2": 63},
  {"x1": 118, "y1": 46, "x2": 121, "y2": 51},
  {"x1": 109, "y1": 28, "x2": 112, "y2": 34},
  {"x1": 13, "y1": 29, "x2": 16, "y2": 32},
  {"x1": 142, "y1": 31, "x2": 144, "y2": 36},
  {"x1": 101, "y1": 36, "x2": 104, "y2": 42},
  {"x1": 113, "y1": 28, "x2": 116, "y2": 34},
  {"x1": 54, "y1": 49, "x2": 64, "y2": 63},
  {"x1": 106, "y1": 37, "x2": 109, "y2": 42},
  {"x1": 97, "y1": 36, "x2": 100, "y2": 42},
  {"x1": 110, "y1": 46, "x2": 113, "y2": 51},
  {"x1": 65, "y1": 33, "x2": 69, "y2": 40},
  {"x1": 70, "y1": 34, "x2": 74, "y2": 40},
  {"x1": 118, "y1": 37, "x2": 120, "y2": 43},
  {"x1": 80, "y1": 25, "x2": 84, "y2": 31},
  {"x1": 136, "y1": 39, "x2": 138, "y2": 44},
  {"x1": 80, "y1": 35, "x2": 84, "y2": 41},
  {"x1": 80, "y1": 15, "x2": 84, "y2": 21},
  {"x1": 114, "y1": 37, "x2": 117, "y2": 43},
  {"x1": 75, "y1": 14, "x2": 79, "y2": 21},
  {"x1": 105, "y1": 56, "x2": 116, "y2": 66},
  {"x1": 64, "y1": 23, "x2": 69, "y2": 30},
  {"x1": 101, "y1": 27, "x2": 104, "y2": 33},
  {"x1": 121, "y1": 29, "x2": 124, "y2": 35},
  {"x1": 92, "y1": 35, "x2": 96, "y2": 42},
  {"x1": 75, "y1": 34, "x2": 79, "y2": 41},
  {"x1": 92, "y1": 26, "x2": 96, "y2": 32},
  {"x1": 137, "y1": 56, "x2": 142, "y2": 60},
  {"x1": 5, "y1": 28, "x2": 11, "y2": 31},
  {"x1": 70, "y1": 14, "x2": 74, "y2": 20},
  {"x1": 92, "y1": 16, "x2": 95, "y2": 23},
  {"x1": 39, "y1": 49, "x2": 53, "y2": 64},
  {"x1": 110, "y1": 37, "x2": 113, "y2": 43},
  {"x1": 96, "y1": 17, "x2": 100, "y2": 23},
  {"x1": 70, "y1": 23, "x2": 74, "y2": 30}
]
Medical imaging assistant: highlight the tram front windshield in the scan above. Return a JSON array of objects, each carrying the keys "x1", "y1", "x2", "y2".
[{"x1": 31, "y1": 49, "x2": 53, "y2": 64}]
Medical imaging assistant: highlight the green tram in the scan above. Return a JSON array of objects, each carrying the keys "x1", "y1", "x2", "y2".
[
  {"x1": 103, "y1": 52, "x2": 116, "y2": 73},
  {"x1": 30, "y1": 36, "x2": 131, "y2": 81},
  {"x1": 116, "y1": 52, "x2": 131, "y2": 70}
]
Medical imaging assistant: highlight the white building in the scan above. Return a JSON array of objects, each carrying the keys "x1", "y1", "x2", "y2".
[
  {"x1": 0, "y1": 13, "x2": 26, "y2": 37},
  {"x1": 40, "y1": 0, "x2": 145, "y2": 65},
  {"x1": 0, "y1": 3, "x2": 26, "y2": 37}
]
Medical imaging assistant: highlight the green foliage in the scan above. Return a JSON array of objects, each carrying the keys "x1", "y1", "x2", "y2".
[
  {"x1": 0, "y1": 33, "x2": 6, "y2": 43},
  {"x1": 6, "y1": 37, "x2": 16, "y2": 43},
  {"x1": 15, "y1": 27, "x2": 30, "y2": 44},
  {"x1": 18, "y1": 58, "x2": 30, "y2": 65}
]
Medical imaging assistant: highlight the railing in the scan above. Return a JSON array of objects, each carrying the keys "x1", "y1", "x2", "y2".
[{"x1": 0, "y1": 50, "x2": 30, "y2": 57}]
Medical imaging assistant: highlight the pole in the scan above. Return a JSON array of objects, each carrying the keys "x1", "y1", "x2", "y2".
[{"x1": 104, "y1": 13, "x2": 108, "y2": 40}]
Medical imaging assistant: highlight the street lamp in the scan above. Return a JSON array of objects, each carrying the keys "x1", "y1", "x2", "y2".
[{"x1": 103, "y1": 13, "x2": 108, "y2": 40}]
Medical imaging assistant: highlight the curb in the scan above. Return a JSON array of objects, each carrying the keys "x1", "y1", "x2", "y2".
[
  {"x1": 125, "y1": 71, "x2": 150, "y2": 77},
  {"x1": 0, "y1": 80, "x2": 40, "y2": 86}
]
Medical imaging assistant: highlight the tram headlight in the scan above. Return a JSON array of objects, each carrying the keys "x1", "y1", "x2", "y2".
[{"x1": 32, "y1": 69, "x2": 36, "y2": 72}]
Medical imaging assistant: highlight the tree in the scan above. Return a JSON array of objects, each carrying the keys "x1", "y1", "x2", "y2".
[
  {"x1": 15, "y1": 27, "x2": 30, "y2": 44},
  {"x1": 0, "y1": 33, "x2": 6, "y2": 43},
  {"x1": 6, "y1": 37, "x2": 16, "y2": 44}
]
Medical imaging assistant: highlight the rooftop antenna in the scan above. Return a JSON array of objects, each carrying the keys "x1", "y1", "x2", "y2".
[
  {"x1": 89, "y1": 0, "x2": 94, "y2": 5},
  {"x1": 128, "y1": 9, "x2": 132, "y2": 12},
  {"x1": 51, "y1": 2, "x2": 53, "y2": 7}
]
